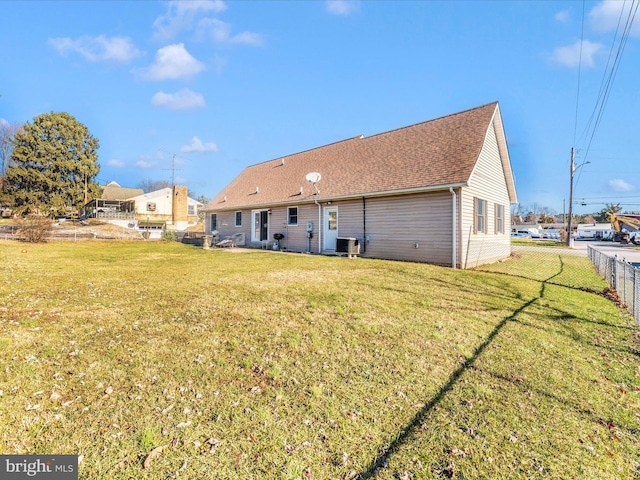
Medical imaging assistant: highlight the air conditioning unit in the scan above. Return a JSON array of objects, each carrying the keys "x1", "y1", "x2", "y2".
[{"x1": 336, "y1": 237, "x2": 360, "y2": 257}]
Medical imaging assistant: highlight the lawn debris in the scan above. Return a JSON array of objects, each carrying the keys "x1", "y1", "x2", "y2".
[{"x1": 143, "y1": 445, "x2": 166, "y2": 469}]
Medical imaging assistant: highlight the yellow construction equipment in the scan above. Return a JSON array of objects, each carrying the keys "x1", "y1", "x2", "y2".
[{"x1": 607, "y1": 213, "x2": 640, "y2": 245}]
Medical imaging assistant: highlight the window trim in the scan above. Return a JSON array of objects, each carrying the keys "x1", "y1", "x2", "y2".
[
  {"x1": 474, "y1": 197, "x2": 486, "y2": 234},
  {"x1": 235, "y1": 211, "x2": 242, "y2": 227},
  {"x1": 287, "y1": 206, "x2": 298, "y2": 226},
  {"x1": 495, "y1": 204, "x2": 504, "y2": 234}
]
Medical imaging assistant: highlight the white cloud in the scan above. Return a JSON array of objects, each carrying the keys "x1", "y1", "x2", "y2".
[
  {"x1": 154, "y1": 0, "x2": 227, "y2": 40},
  {"x1": 589, "y1": 0, "x2": 640, "y2": 36},
  {"x1": 181, "y1": 136, "x2": 218, "y2": 153},
  {"x1": 609, "y1": 178, "x2": 635, "y2": 192},
  {"x1": 555, "y1": 9, "x2": 571, "y2": 23},
  {"x1": 48, "y1": 35, "x2": 142, "y2": 63},
  {"x1": 551, "y1": 39, "x2": 603, "y2": 67},
  {"x1": 136, "y1": 158, "x2": 155, "y2": 169},
  {"x1": 107, "y1": 159, "x2": 126, "y2": 168},
  {"x1": 326, "y1": 0, "x2": 360, "y2": 16},
  {"x1": 197, "y1": 18, "x2": 264, "y2": 46},
  {"x1": 151, "y1": 88, "x2": 206, "y2": 110},
  {"x1": 139, "y1": 43, "x2": 206, "y2": 81}
]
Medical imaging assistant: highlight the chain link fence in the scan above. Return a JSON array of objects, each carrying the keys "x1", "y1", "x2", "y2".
[
  {"x1": 476, "y1": 241, "x2": 640, "y2": 325},
  {"x1": 588, "y1": 245, "x2": 639, "y2": 325}
]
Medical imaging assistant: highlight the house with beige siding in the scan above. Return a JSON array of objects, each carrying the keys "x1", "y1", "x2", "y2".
[{"x1": 203, "y1": 102, "x2": 517, "y2": 268}]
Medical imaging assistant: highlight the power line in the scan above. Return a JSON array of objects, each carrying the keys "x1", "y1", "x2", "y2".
[{"x1": 581, "y1": 0, "x2": 639, "y2": 163}]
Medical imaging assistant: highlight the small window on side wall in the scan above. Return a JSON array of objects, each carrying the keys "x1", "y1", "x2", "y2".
[
  {"x1": 474, "y1": 197, "x2": 486, "y2": 234},
  {"x1": 188, "y1": 205, "x2": 195, "y2": 216},
  {"x1": 211, "y1": 214, "x2": 217, "y2": 231},
  {"x1": 235, "y1": 211, "x2": 242, "y2": 227},
  {"x1": 147, "y1": 202, "x2": 156, "y2": 212},
  {"x1": 288, "y1": 207, "x2": 298, "y2": 226},
  {"x1": 495, "y1": 204, "x2": 504, "y2": 234}
]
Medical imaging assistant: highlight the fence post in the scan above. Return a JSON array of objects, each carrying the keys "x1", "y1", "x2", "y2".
[{"x1": 633, "y1": 268, "x2": 640, "y2": 325}]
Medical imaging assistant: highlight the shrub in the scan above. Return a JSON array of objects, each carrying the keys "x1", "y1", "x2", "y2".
[
  {"x1": 161, "y1": 230, "x2": 176, "y2": 242},
  {"x1": 16, "y1": 215, "x2": 53, "y2": 243}
]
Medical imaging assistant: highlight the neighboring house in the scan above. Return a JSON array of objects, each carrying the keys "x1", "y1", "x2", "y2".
[
  {"x1": 203, "y1": 102, "x2": 517, "y2": 268},
  {"x1": 129, "y1": 186, "x2": 202, "y2": 232},
  {"x1": 83, "y1": 181, "x2": 144, "y2": 220},
  {"x1": 85, "y1": 183, "x2": 202, "y2": 235}
]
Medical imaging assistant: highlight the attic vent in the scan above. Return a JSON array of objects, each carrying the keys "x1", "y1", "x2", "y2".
[
  {"x1": 359, "y1": 135, "x2": 365, "y2": 139},
  {"x1": 223, "y1": 196, "x2": 227, "y2": 202},
  {"x1": 300, "y1": 187, "x2": 303, "y2": 194},
  {"x1": 255, "y1": 187, "x2": 260, "y2": 193},
  {"x1": 281, "y1": 158, "x2": 285, "y2": 166}
]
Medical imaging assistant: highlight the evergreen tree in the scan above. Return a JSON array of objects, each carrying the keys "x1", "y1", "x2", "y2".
[{"x1": 2, "y1": 112, "x2": 101, "y2": 215}]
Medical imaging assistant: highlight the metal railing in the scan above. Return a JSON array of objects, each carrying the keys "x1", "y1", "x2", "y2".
[{"x1": 588, "y1": 245, "x2": 639, "y2": 325}]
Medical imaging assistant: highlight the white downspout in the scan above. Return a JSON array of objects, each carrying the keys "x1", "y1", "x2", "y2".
[
  {"x1": 314, "y1": 199, "x2": 322, "y2": 253},
  {"x1": 449, "y1": 187, "x2": 457, "y2": 269}
]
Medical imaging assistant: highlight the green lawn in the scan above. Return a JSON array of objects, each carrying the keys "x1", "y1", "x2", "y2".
[{"x1": 0, "y1": 241, "x2": 638, "y2": 479}]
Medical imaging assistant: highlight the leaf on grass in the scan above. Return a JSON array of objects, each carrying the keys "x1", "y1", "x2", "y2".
[
  {"x1": 143, "y1": 445, "x2": 165, "y2": 469},
  {"x1": 26, "y1": 404, "x2": 40, "y2": 411},
  {"x1": 206, "y1": 437, "x2": 221, "y2": 453},
  {"x1": 113, "y1": 455, "x2": 129, "y2": 470},
  {"x1": 50, "y1": 391, "x2": 62, "y2": 401}
]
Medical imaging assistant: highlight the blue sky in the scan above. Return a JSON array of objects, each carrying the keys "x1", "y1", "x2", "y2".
[{"x1": 1, "y1": 0, "x2": 639, "y2": 215}]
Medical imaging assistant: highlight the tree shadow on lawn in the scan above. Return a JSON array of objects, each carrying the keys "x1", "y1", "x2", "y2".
[
  {"x1": 355, "y1": 260, "x2": 632, "y2": 479},
  {"x1": 355, "y1": 290, "x2": 541, "y2": 479},
  {"x1": 472, "y1": 366, "x2": 638, "y2": 437}
]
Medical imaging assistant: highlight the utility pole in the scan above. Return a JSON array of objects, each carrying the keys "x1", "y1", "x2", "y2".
[
  {"x1": 567, "y1": 147, "x2": 575, "y2": 247},
  {"x1": 567, "y1": 147, "x2": 590, "y2": 247},
  {"x1": 171, "y1": 154, "x2": 176, "y2": 187}
]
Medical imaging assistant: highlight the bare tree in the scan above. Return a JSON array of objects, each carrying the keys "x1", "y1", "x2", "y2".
[
  {"x1": 137, "y1": 179, "x2": 171, "y2": 193},
  {"x1": 0, "y1": 120, "x2": 24, "y2": 188}
]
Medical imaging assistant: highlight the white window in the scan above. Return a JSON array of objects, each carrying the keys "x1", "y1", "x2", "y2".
[
  {"x1": 495, "y1": 204, "x2": 504, "y2": 234},
  {"x1": 235, "y1": 211, "x2": 242, "y2": 227},
  {"x1": 288, "y1": 207, "x2": 298, "y2": 226},
  {"x1": 475, "y1": 198, "x2": 486, "y2": 234},
  {"x1": 188, "y1": 204, "x2": 195, "y2": 216},
  {"x1": 146, "y1": 202, "x2": 156, "y2": 212},
  {"x1": 210, "y1": 214, "x2": 217, "y2": 231}
]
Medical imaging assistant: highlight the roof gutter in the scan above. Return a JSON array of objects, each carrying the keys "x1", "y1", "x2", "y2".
[
  {"x1": 203, "y1": 182, "x2": 469, "y2": 212},
  {"x1": 314, "y1": 198, "x2": 322, "y2": 253},
  {"x1": 449, "y1": 187, "x2": 457, "y2": 269}
]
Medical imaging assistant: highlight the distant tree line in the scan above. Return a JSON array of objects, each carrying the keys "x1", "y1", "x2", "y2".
[{"x1": 511, "y1": 202, "x2": 630, "y2": 226}]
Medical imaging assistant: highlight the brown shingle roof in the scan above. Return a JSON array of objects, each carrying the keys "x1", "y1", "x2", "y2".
[
  {"x1": 205, "y1": 102, "x2": 508, "y2": 211},
  {"x1": 101, "y1": 183, "x2": 144, "y2": 201}
]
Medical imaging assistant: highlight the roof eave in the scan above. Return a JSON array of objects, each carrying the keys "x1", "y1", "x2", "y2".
[{"x1": 202, "y1": 182, "x2": 469, "y2": 212}]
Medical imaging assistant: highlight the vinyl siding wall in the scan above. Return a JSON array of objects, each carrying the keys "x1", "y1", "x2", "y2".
[
  {"x1": 460, "y1": 121, "x2": 512, "y2": 268},
  {"x1": 208, "y1": 191, "x2": 454, "y2": 264}
]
